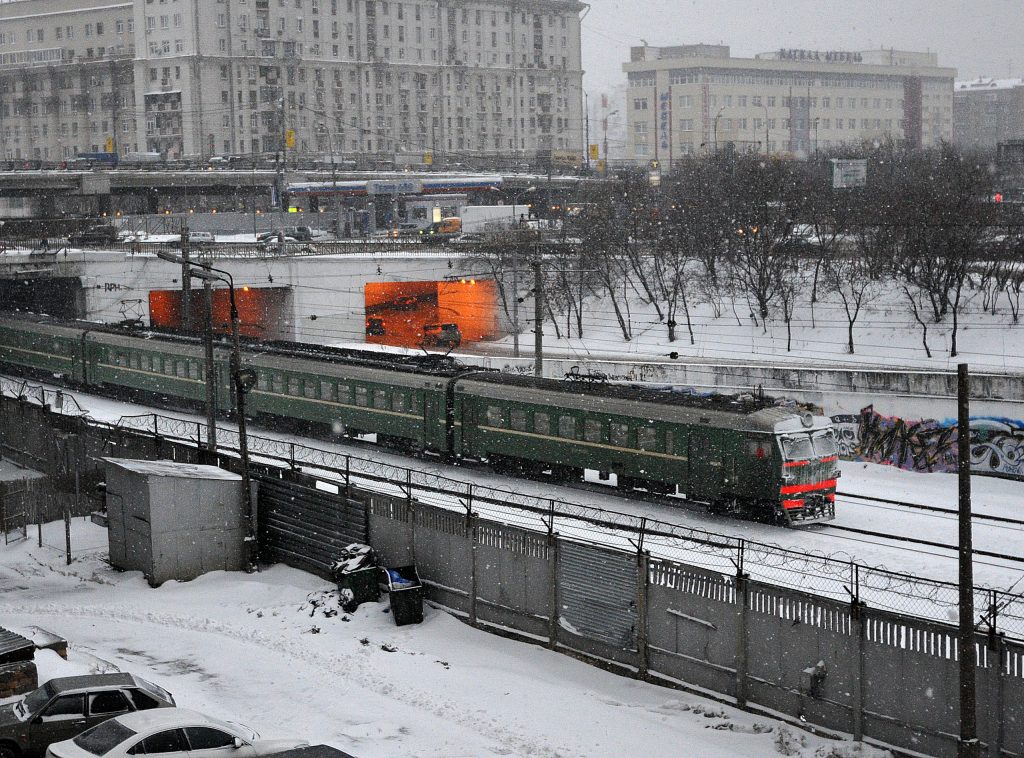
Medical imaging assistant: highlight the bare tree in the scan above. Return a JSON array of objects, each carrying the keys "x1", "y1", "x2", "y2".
[{"x1": 824, "y1": 252, "x2": 881, "y2": 354}]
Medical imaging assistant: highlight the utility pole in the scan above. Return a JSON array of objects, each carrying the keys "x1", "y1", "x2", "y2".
[
  {"x1": 511, "y1": 249, "x2": 520, "y2": 358},
  {"x1": 957, "y1": 363, "x2": 980, "y2": 758},
  {"x1": 275, "y1": 96, "x2": 286, "y2": 209},
  {"x1": 584, "y1": 91, "x2": 590, "y2": 173},
  {"x1": 533, "y1": 258, "x2": 543, "y2": 378},
  {"x1": 180, "y1": 222, "x2": 192, "y2": 333},
  {"x1": 203, "y1": 278, "x2": 217, "y2": 454}
]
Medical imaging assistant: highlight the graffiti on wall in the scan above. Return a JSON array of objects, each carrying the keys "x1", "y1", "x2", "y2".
[{"x1": 831, "y1": 406, "x2": 1024, "y2": 479}]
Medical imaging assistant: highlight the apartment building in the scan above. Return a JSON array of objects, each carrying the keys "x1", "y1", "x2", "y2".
[
  {"x1": 0, "y1": 0, "x2": 585, "y2": 162},
  {"x1": 953, "y1": 77, "x2": 1024, "y2": 150},
  {"x1": 623, "y1": 44, "x2": 956, "y2": 163}
]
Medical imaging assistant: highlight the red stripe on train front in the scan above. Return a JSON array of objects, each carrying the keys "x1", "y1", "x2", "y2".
[
  {"x1": 782, "y1": 499, "x2": 805, "y2": 510},
  {"x1": 780, "y1": 479, "x2": 838, "y2": 495},
  {"x1": 784, "y1": 460, "x2": 810, "y2": 468}
]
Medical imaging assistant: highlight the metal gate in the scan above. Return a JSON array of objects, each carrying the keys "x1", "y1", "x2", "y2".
[
  {"x1": 256, "y1": 472, "x2": 368, "y2": 580},
  {"x1": 0, "y1": 479, "x2": 39, "y2": 545},
  {"x1": 558, "y1": 540, "x2": 638, "y2": 649}
]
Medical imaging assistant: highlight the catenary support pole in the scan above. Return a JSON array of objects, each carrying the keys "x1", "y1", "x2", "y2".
[
  {"x1": 203, "y1": 278, "x2": 217, "y2": 453},
  {"x1": 533, "y1": 259, "x2": 543, "y2": 378},
  {"x1": 958, "y1": 363, "x2": 980, "y2": 758},
  {"x1": 181, "y1": 223, "x2": 192, "y2": 333}
]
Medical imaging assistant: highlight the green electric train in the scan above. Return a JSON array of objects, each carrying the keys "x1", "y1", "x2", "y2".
[{"x1": 0, "y1": 314, "x2": 839, "y2": 524}]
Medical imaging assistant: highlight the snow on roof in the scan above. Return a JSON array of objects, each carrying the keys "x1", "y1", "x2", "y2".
[
  {"x1": 955, "y1": 77, "x2": 1024, "y2": 92},
  {"x1": 102, "y1": 458, "x2": 242, "y2": 481}
]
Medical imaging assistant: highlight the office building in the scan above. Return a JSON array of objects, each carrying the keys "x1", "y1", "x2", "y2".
[
  {"x1": 953, "y1": 77, "x2": 1024, "y2": 150},
  {"x1": 623, "y1": 44, "x2": 956, "y2": 162}
]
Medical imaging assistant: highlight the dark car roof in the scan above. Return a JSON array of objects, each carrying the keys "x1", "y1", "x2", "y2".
[{"x1": 44, "y1": 673, "x2": 136, "y2": 695}]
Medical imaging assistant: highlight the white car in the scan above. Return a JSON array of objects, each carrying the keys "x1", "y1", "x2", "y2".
[
  {"x1": 45, "y1": 708, "x2": 307, "y2": 758},
  {"x1": 187, "y1": 231, "x2": 216, "y2": 244}
]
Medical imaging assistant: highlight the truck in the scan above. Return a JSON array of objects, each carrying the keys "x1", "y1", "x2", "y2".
[{"x1": 459, "y1": 204, "x2": 531, "y2": 234}]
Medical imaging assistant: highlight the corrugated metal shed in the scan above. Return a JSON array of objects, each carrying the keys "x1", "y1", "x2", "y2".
[{"x1": 0, "y1": 627, "x2": 35, "y2": 665}]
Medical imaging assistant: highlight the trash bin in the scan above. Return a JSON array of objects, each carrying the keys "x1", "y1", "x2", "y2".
[{"x1": 385, "y1": 565, "x2": 423, "y2": 626}]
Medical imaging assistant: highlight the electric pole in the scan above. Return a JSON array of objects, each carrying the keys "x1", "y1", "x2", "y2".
[
  {"x1": 180, "y1": 222, "x2": 192, "y2": 333},
  {"x1": 957, "y1": 363, "x2": 979, "y2": 758},
  {"x1": 203, "y1": 278, "x2": 217, "y2": 454},
  {"x1": 533, "y1": 259, "x2": 543, "y2": 378},
  {"x1": 512, "y1": 250, "x2": 520, "y2": 358}
]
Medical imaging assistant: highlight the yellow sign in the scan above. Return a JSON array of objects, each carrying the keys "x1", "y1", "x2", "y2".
[
  {"x1": 105, "y1": 138, "x2": 114, "y2": 153},
  {"x1": 285, "y1": 129, "x2": 296, "y2": 149},
  {"x1": 423, "y1": 152, "x2": 433, "y2": 166},
  {"x1": 589, "y1": 144, "x2": 599, "y2": 160},
  {"x1": 597, "y1": 159, "x2": 607, "y2": 174},
  {"x1": 288, "y1": 206, "x2": 299, "y2": 213}
]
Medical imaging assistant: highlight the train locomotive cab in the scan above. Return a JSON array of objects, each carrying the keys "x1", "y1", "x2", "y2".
[{"x1": 774, "y1": 413, "x2": 840, "y2": 524}]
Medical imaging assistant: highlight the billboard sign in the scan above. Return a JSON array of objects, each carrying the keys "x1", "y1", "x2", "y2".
[{"x1": 831, "y1": 159, "x2": 867, "y2": 189}]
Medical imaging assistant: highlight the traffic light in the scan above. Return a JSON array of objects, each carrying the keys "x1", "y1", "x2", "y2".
[{"x1": 994, "y1": 192, "x2": 1004, "y2": 203}]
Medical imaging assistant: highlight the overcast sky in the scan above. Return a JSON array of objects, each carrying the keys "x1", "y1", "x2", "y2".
[{"x1": 581, "y1": 0, "x2": 1024, "y2": 98}]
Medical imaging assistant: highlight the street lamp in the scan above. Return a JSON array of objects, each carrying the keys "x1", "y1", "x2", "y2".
[
  {"x1": 156, "y1": 249, "x2": 258, "y2": 571},
  {"x1": 303, "y1": 105, "x2": 343, "y2": 237}
]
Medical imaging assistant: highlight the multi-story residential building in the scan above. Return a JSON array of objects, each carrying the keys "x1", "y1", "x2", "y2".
[
  {"x1": 622, "y1": 44, "x2": 956, "y2": 163},
  {"x1": 0, "y1": 0, "x2": 585, "y2": 163},
  {"x1": 953, "y1": 78, "x2": 1024, "y2": 150}
]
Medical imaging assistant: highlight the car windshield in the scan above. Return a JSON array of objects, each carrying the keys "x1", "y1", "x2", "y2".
[
  {"x1": 72, "y1": 720, "x2": 137, "y2": 756},
  {"x1": 812, "y1": 431, "x2": 838, "y2": 457},
  {"x1": 780, "y1": 435, "x2": 814, "y2": 460},
  {"x1": 19, "y1": 685, "x2": 54, "y2": 718}
]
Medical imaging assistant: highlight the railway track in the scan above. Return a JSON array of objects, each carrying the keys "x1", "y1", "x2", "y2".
[{"x1": 837, "y1": 491, "x2": 1024, "y2": 527}]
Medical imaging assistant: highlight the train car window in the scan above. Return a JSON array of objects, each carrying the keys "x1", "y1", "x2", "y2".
[
  {"x1": 637, "y1": 426, "x2": 658, "y2": 451},
  {"x1": 534, "y1": 412, "x2": 550, "y2": 435},
  {"x1": 558, "y1": 415, "x2": 577, "y2": 439},
  {"x1": 510, "y1": 409, "x2": 527, "y2": 432},
  {"x1": 258, "y1": 373, "x2": 269, "y2": 392},
  {"x1": 373, "y1": 389, "x2": 388, "y2": 409},
  {"x1": 189, "y1": 362, "x2": 200, "y2": 380},
  {"x1": 151, "y1": 356, "x2": 161, "y2": 373},
  {"x1": 486, "y1": 405, "x2": 505, "y2": 427},
  {"x1": 176, "y1": 361, "x2": 187, "y2": 379},
  {"x1": 391, "y1": 392, "x2": 406, "y2": 412},
  {"x1": 610, "y1": 423, "x2": 629, "y2": 447},
  {"x1": 141, "y1": 354, "x2": 151, "y2": 372},
  {"x1": 164, "y1": 360, "x2": 174, "y2": 377},
  {"x1": 410, "y1": 392, "x2": 422, "y2": 413},
  {"x1": 114, "y1": 352, "x2": 125, "y2": 367},
  {"x1": 304, "y1": 380, "x2": 317, "y2": 399},
  {"x1": 286, "y1": 377, "x2": 298, "y2": 395},
  {"x1": 131, "y1": 354, "x2": 141, "y2": 370},
  {"x1": 320, "y1": 381, "x2": 335, "y2": 401},
  {"x1": 272, "y1": 374, "x2": 284, "y2": 393},
  {"x1": 355, "y1": 386, "x2": 369, "y2": 407},
  {"x1": 584, "y1": 419, "x2": 602, "y2": 443},
  {"x1": 665, "y1": 430, "x2": 674, "y2": 454},
  {"x1": 338, "y1": 384, "x2": 352, "y2": 403}
]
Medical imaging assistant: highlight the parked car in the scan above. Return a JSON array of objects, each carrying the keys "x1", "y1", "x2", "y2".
[
  {"x1": 0, "y1": 673, "x2": 175, "y2": 758},
  {"x1": 45, "y1": 708, "x2": 307, "y2": 758},
  {"x1": 187, "y1": 231, "x2": 216, "y2": 244},
  {"x1": 283, "y1": 226, "x2": 314, "y2": 242},
  {"x1": 67, "y1": 226, "x2": 120, "y2": 247},
  {"x1": 421, "y1": 322, "x2": 462, "y2": 349}
]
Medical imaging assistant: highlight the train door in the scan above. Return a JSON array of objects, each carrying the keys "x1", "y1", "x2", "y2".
[
  {"x1": 423, "y1": 384, "x2": 447, "y2": 453},
  {"x1": 688, "y1": 430, "x2": 724, "y2": 500}
]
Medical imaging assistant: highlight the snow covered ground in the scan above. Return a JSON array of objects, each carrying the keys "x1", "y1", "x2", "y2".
[
  {"x1": 471, "y1": 277, "x2": 1024, "y2": 374},
  {"x1": 0, "y1": 520, "x2": 891, "y2": 758}
]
